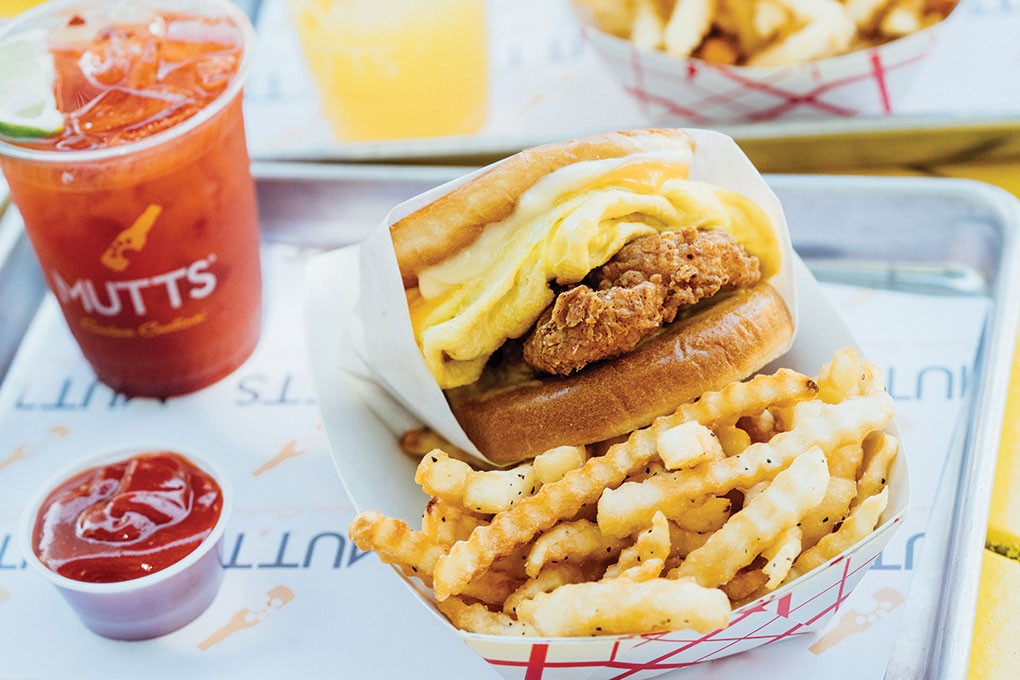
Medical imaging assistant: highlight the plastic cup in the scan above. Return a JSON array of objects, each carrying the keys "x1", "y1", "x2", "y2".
[
  {"x1": 0, "y1": 0, "x2": 262, "y2": 397},
  {"x1": 19, "y1": 445, "x2": 232, "y2": 640},
  {"x1": 287, "y1": 0, "x2": 490, "y2": 141}
]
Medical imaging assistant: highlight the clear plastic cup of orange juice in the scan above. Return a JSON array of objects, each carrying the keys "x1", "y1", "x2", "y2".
[{"x1": 288, "y1": 0, "x2": 490, "y2": 141}]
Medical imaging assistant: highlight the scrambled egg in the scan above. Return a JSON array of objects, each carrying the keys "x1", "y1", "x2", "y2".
[{"x1": 407, "y1": 156, "x2": 780, "y2": 389}]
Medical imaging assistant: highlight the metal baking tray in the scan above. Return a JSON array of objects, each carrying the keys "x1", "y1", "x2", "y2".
[
  {"x1": 246, "y1": 116, "x2": 1020, "y2": 175},
  {"x1": 0, "y1": 168, "x2": 1017, "y2": 679}
]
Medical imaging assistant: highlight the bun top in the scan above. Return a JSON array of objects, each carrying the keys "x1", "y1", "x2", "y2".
[
  {"x1": 391, "y1": 129, "x2": 696, "y2": 286},
  {"x1": 391, "y1": 129, "x2": 783, "y2": 390}
]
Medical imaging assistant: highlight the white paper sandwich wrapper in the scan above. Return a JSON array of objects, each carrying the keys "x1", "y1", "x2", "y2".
[
  {"x1": 581, "y1": 13, "x2": 949, "y2": 123},
  {"x1": 302, "y1": 129, "x2": 908, "y2": 678},
  {"x1": 349, "y1": 128, "x2": 797, "y2": 467}
]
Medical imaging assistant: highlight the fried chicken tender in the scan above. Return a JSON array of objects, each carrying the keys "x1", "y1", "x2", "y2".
[{"x1": 523, "y1": 227, "x2": 760, "y2": 375}]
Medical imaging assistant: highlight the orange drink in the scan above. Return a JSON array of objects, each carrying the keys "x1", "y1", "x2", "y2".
[
  {"x1": 288, "y1": 0, "x2": 489, "y2": 141},
  {"x1": 0, "y1": 0, "x2": 261, "y2": 397},
  {"x1": 0, "y1": 1, "x2": 46, "y2": 18}
]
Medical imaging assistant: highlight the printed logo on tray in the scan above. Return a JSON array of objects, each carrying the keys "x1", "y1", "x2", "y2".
[
  {"x1": 808, "y1": 587, "x2": 905, "y2": 655},
  {"x1": 13, "y1": 370, "x2": 318, "y2": 411},
  {"x1": 198, "y1": 585, "x2": 295, "y2": 650},
  {"x1": 0, "y1": 527, "x2": 371, "y2": 573}
]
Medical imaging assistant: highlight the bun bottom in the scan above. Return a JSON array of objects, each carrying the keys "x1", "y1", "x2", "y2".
[{"x1": 445, "y1": 283, "x2": 794, "y2": 465}]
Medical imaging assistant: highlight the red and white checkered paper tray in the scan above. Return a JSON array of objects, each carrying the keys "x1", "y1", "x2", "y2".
[
  {"x1": 579, "y1": 11, "x2": 951, "y2": 123},
  {"x1": 302, "y1": 129, "x2": 908, "y2": 679}
]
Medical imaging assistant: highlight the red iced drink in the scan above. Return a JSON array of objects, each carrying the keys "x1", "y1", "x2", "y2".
[{"x1": 0, "y1": 1, "x2": 261, "y2": 396}]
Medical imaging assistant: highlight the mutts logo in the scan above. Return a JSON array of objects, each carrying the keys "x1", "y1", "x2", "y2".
[
  {"x1": 101, "y1": 204, "x2": 162, "y2": 272},
  {"x1": 51, "y1": 203, "x2": 218, "y2": 318},
  {"x1": 52, "y1": 256, "x2": 217, "y2": 317}
]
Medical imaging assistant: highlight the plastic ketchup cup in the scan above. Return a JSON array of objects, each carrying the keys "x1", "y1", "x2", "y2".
[
  {"x1": 19, "y1": 445, "x2": 233, "y2": 640},
  {"x1": 0, "y1": 0, "x2": 261, "y2": 397}
]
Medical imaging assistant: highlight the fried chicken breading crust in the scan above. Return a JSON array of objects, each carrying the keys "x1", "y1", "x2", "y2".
[{"x1": 523, "y1": 227, "x2": 760, "y2": 375}]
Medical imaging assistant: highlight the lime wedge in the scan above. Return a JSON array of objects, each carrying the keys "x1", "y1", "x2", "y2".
[{"x1": 0, "y1": 29, "x2": 64, "y2": 140}]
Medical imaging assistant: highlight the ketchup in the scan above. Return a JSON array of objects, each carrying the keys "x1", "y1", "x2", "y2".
[{"x1": 32, "y1": 452, "x2": 223, "y2": 583}]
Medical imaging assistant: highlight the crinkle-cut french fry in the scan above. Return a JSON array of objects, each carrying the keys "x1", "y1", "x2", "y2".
[
  {"x1": 783, "y1": 399, "x2": 826, "y2": 428},
  {"x1": 880, "y1": 0, "x2": 924, "y2": 36},
  {"x1": 817, "y1": 346, "x2": 885, "y2": 403},
  {"x1": 464, "y1": 464, "x2": 539, "y2": 514},
  {"x1": 828, "y1": 442, "x2": 864, "y2": 481},
  {"x1": 677, "y1": 447, "x2": 830, "y2": 588},
  {"x1": 755, "y1": 0, "x2": 792, "y2": 38},
  {"x1": 598, "y1": 392, "x2": 894, "y2": 538},
  {"x1": 434, "y1": 425, "x2": 660, "y2": 599},
  {"x1": 416, "y1": 450, "x2": 538, "y2": 514},
  {"x1": 534, "y1": 445, "x2": 588, "y2": 484},
  {"x1": 844, "y1": 0, "x2": 892, "y2": 30},
  {"x1": 748, "y1": 0, "x2": 856, "y2": 67},
  {"x1": 573, "y1": 0, "x2": 640, "y2": 38},
  {"x1": 799, "y1": 477, "x2": 858, "y2": 549},
  {"x1": 672, "y1": 496, "x2": 732, "y2": 533},
  {"x1": 466, "y1": 570, "x2": 527, "y2": 607},
  {"x1": 718, "y1": 0, "x2": 761, "y2": 54},
  {"x1": 432, "y1": 368, "x2": 823, "y2": 601},
  {"x1": 490, "y1": 542, "x2": 532, "y2": 579},
  {"x1": 569, "y1": 501, "x2": 600, "y2": 524},
  {"x1": 349, "y1": 511, "x2": 517, "y2": 606},
  {"x1": 437, "y1": 596, "x2": 538, "y2": 637},
  {"x1": 678, "y1": 367, "x2": 819, "y2": 427},
  {"x1": 786, "y1": 487, "x2": 890, "y2": 583},
  {"x1": 415, "y1": 450, "x2": 472, "y2": 504},
  {"x1": 854, "y1": 432, "x2": 898, "y2": 509},
  {"x1": 737, "y1": 410, "x2": 779, "y2": 443},
  {"x1": 631, "y1": 0, "x2": 666, "y2": 49},
  {"x1": 598, "y1": 442, "x2": 784, "y2": 539},
  {"x1": 525, "y1": 519, "x2": 628, "y2": 579},
  {"x1": 422, "y1": 498, "x2": 488, "y2": 547},
  {"x1": 624, "y1": 460, "x2": 668, "y2": 484},
  {"x1": 503, "y1": 562, "x2": 591, "y2": 616},
  {"x1": 762, "y1": 526, "x2": 802, "y2": 590},
  {"x1": 350, "y1": 511, "x2": 445, "y2": 584},
  {"x1": 716, "y1": 425, "x2": 752, "y2": 457},
  {"x1": 669, "y1": 522, "x2": 712, "y2": 561},
  {"x1": 588, "y1": 434, "x2": 628, "y2": 459},
  {"x1": 694, "y1": 35, "x2": 741, "y2": 64},
  {"x1": 605, "y1": 511, "x2": 671, "y2": 578},
  {"x1": 769, "y1": 404, "x2": 799, "y2": 433},
  {"x1": 924, "y1": 0, "x2": 958, "y2": 20},
  {"x1": 721, "y1": 568, "x2": 769, "y2": 601},
  {"x1": 616, "y1": 557, "x2": 666, "y2": 582},
  {"x1": 744, "y1": 480, "x2": 769, "y2": 503},
  {"x1": 400, "y1": 428, "x2": 481, "y2": 466},
  {"x1": 663, "y1": 0, "x2": 715, "y2": 56},
  {"x1": 517, "y1": 576, "x2": 730, "y2": 636},
  {"x1": 658, "y1": 422, "x2": 724, "y2": 469}
]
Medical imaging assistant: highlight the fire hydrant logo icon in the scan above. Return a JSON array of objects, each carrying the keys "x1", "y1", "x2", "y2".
[{"x1": 100, "y1": 204, "x2": 163, "y2": 272}]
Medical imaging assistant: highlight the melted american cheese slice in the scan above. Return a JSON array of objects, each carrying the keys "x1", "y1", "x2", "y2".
[{"x1": 407, "y1": 151, "x2": 780, "y2": 389}]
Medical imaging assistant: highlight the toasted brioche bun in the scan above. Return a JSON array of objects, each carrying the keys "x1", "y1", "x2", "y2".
[
  {"x1": 391, "y1": 128, "x2": 694, "y2": 287},
  {"x1": 446, "y1": 283, "x2": 793, "y2": 465},
  {"x1": 391, "y1": 128, "x2": 791, "y2": 465}
]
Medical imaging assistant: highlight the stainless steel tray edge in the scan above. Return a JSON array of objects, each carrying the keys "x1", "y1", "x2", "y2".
[
  {"x1": 766, "y1": 174, "x2": 1020, "y2": 680},
  {"x1": 928, "y1": 182, "x2": 1020, "y2": 680}
]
